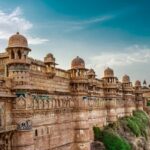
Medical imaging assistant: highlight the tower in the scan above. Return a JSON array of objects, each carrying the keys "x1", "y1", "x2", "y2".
[
  {"x1": 6, "y1": 32, "x2": 34, "y2": 150},
  {"x1": 102, "y1": 67, "x2": 117, "y2": 123},
  {"x1": 122, "y1": 75, "x2": 135, "y2": 116},
  {"x1": 69, "y1": 56, "x2": 90, "y2": 150}
]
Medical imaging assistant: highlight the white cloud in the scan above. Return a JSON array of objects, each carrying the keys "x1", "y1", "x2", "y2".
[
  {"x1": 0, "y1": 7, "x2": 48, "y2": 45},
  {"x1": 66, "y1": 15, "x2": 114, "y2": 32},
  {"x1": 87, "y1": 45, "x2": 150, "y2": 83},
  {"x1": 72, "y1": 15, "x2": 114, "y2": 26},
  {"x1": 46, "y1": 15, "x2": 114, "y2": 32},
  {"x1": 89, "y1": 45, "x2": 150, "y2": 69},
  {"x1": 28, "y1": 36, "x2": 49, "y2": 45}
]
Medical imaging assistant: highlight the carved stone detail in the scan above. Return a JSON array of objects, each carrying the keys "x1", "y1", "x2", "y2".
[
  {"x1": 16, "y1": 95, "x2": 26, "y2": 109},
  {"x1": 17, "y1": 120, "x2": 32, "y2": 131}
]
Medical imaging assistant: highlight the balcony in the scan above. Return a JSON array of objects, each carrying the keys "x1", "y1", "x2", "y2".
[
  {"x1": 103, "y1": 83, "x2": 117, "y2": 88},
  {"x1": 0, "y1": 125, "x2": 17, "y2": 133},
  {"x1": 71, "y1": 76, "x2": 88, "y2": 83}
]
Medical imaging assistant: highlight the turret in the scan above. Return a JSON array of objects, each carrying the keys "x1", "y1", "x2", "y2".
[
  {"x1": 102, "y1": 67, "x2": 118, "y2": 100},
  {"x1": 87, "y1": 69, "x2": 95, "y2": 79},
  {"x1": 6, "y1": 32, "x2": 30, "y2": 62},
  {"x1": 6, "y1": 32, "x2": 31, "y2": 88},
  {"x1": 44, "y1": 53, "x2": 56, "y2": 78},
  {"x1": 69, "y1": 56, "x2": 88, "y2": 94}
]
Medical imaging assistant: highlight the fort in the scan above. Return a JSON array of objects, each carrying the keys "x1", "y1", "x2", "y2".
[{"x1": 0, "y1": 32, "x2": 150, "y2": 150}]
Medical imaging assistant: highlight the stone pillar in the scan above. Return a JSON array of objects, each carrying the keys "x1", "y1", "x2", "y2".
[
  {"x1": 73, "y1": 115, "x2": 90, "y2": 150},
  {"x1": 137, "y1": 100, "x2": 144, "y2": 110},
  {"x1": 12, "y1": 119, "x2": 34, "y2": 150},
  {"x1": 15, "y1": 50, "x2": 19, "y2": 59},
  {"x1": 106, "y1": 99, "x2": 117, "y2": 123},
  {"x1": 73, "y1": 96, "x2": 90, "y2": 150},
  {"x1": 125, "y1": 99, "x2": 133, "y2": 116},
  {"x1": 12, "y1": 130, "x2": 34, "y2": 150}
]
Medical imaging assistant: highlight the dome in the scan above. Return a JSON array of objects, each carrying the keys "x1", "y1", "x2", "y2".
[
  {"x1": 46, "y1": 53, "x2": 53, "y2": 58},
  {"x1": 135, "y1": 80, "x2": 141, "y2": 86},
  {"x1": 104, "y1": 67, "x2": 114, "y2": 77},
  {"x1": 71, "y1": 56, "x2": 85, "y2": 69},
  {"x1": 44, "y1": 53, "x2": 55, "y2": 64},
  {"x1": 122, "y1": 74, "x2": 130, "y2": 83},
  {"x1": 8, "y1": 32, "x2": 28, "y2": 48},
  {"x1": 87, "y1": 69, "x2": 95, "y2": 76}
]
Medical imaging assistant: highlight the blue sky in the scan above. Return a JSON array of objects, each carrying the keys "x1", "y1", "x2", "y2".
[{"x1": 0, "y1": 0, "x2": 150, "y2": 84}]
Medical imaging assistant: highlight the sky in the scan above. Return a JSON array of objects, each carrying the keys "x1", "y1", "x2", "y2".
[{"x1": 0, "y1": 0, "x2": 150, "y2": 84}]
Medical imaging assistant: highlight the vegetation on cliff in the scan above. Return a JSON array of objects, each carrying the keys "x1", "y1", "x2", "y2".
[{"x1": 93, "y1": 110, "x2": 150, "y2": 150}]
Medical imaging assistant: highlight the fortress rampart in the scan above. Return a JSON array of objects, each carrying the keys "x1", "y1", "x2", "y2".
[{"x1": 0, "y1": 32, "x2": 149, "y2": 150}]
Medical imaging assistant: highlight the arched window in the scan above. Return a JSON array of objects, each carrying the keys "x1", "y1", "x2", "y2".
[
  {"x1": 17, "y1": 50, "x2": 22, "y2": 59},
  {"x1": 0, "y1": 108, "x2": 2, "y2": 126},
  {"x1": 35, "y1": 129, "x2": 38, "y2": 136},
  {"x1": 11, "y1": 50, "x2": 14, "y2": 59}
]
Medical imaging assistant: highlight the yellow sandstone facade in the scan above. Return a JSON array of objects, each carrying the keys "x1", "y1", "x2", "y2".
[{"x1": 0, "y1": 32, "x2": 148, "y2": 150}]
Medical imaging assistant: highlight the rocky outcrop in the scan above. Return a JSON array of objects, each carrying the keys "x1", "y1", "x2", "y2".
[{"x1": 93, "y1": 110, "x2": 150, "y2": 150}]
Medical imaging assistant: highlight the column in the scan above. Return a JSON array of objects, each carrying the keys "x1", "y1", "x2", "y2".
[{"x1": 12, "y1": 120, "x2": 34, "y2": 150}]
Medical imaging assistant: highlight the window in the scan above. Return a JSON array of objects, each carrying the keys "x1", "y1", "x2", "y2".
[
  {"x1": 18, "y1": 50, "x2": 22, "y2": 59},
  {"x1": 35, "y1": 129, "x2": 38, "y2": 136},
  {"x1": 0, "y1": 108, "x2": 2, "y2": 126},
  {"x1": 11, "y1": 51, "x2": 15, "y2": 59}
]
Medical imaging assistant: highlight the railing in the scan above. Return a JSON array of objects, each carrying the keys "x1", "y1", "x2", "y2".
[
  {"x1": 7, "y1": 59, "x2": 30, "y2": 64},
  {"x1": 103, "y1": 84, "x2": 117, "y2": 88},
  {"x1": 0, "y1": 53, "x2": 8, "y2": 57}
]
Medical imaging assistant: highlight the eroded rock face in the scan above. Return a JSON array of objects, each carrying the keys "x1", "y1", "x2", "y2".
[
  {"x1": 91, "y1": 141, "x2": 105, "y2": 150},
  {"x1": 130, "y1": 137, "x2": 146, "y2": 150},
  {"x1": 127, "y1": 128, "x2": 150, "y2": 150}
]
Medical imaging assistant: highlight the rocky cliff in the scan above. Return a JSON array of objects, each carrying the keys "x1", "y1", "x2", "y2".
[{"x1": 92, "y1": 110, "x2": 150, "y2": 150}]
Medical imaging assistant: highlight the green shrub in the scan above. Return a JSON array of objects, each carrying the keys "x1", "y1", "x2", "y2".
[
  {"x1": 101, "y1": 130, "x2": 131, "y2": 150},
  {"x1": 147, "y1": 101, "x2": 150, "y2": 106},
  {"x1": 132, "y1": 110, "x2": 149, "y2": 138},
  {"x1": 130, "y1": 116, "x2": 147, "y2": 137},
  {"x1": 120, "y1": 110, "x2": 149, "y2": 137},
  {"x1": 133, "y1": 110, "x2": 149, "y2": 125},
  {"x1": 126, "y1": 117, "x2": 141, "y2": 136}
]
